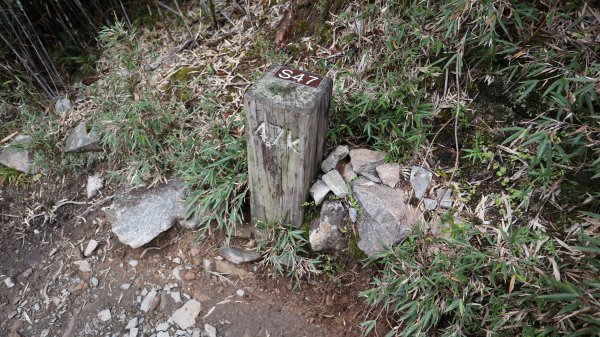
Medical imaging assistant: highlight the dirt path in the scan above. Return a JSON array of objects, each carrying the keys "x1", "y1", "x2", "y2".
[{"x1": 0, "y1": 182, "x2": 369, "y2": 337}]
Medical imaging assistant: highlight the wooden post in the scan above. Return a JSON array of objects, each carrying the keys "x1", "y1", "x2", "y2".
[{"x1": 245, "y1": 65, "x2": 332, "y2": 227}]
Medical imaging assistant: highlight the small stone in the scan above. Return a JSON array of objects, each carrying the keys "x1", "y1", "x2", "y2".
[
  {"x1": 172, "y1": 266, "x2": 183, "y2": 281},
  {"x1": 18, "y1": 268, "x2": 32, "y2": 279},
  {"x1": 359, "y1": 171, "x2": 381, "y2": 183},
  {"x1": 91, "y1": 277, "x2": 99, "y2": 287},
  {"x1": 156, "y1": 322, "x2": 170, "y2": 331},
  {"x1": 129, "y1": 259, "x2": 139, "y2": 267},
  {"x1": 340, "y1": 163, "x2": 357, "y2": 182},
  {"x1": 7, "y1": 311, "x2": 17, "y2": 319},
  {"x1": 97, "y1": 309, "x2": 111, "y2": 321},
  {"x1": 140, "y1": 290, "x2": 157, "y2": 312},
  {"x1": 0, "y1": 135, "x2": 34, "y2": 174},
  {"x1": 170, "y1": 291, "x2": 182, "y2": 303},
  {"x1": 121, "y1": 283, "x2": 131, "y2": 290},
  {"x1": 40, "y1": 329, "x2": 50, "y2": 337},
  {"x1": 173, "y1": 257, "x2": 182, "y2": 264},
  {"x1": 423, "y1": 198, "x2": 437, "y2": 210},
  {"x1": 126, "y1": 317, "x2": 138, "y2": 329},
  {"x1": 219, "y1": 247, "x2": 261, "y2": 265},
  {"x1": 64, "y1": 122, "x2": 102, "y2": 153},
  {"x1": 214, "y1": 260, "x2": 251, "y2": 278},
  {"x1": 84, "y1": 239, "x2": 99, "y2": 257},
  {"x1": 348, "y1": 208, "x2": 357, "y2": 223},
  {"x1": 171, "y1": 299, "x2": 202, "y2": 329},
  {"x1": 309, "y1": 179, "x2": 330, "y2": 206},
  {"x1": 203, "y1": 258, "x2": 215, "y2": 275},
  {"x1": 73, "y1": 260, "x2": 91, "y2": 273},
  {"x1": 436, "y1": 188, "x2": 453, "y2": 209},
  {"x1": 34, "y1": 303, "x2": 40, "y2": 311},
  {"x1": 321, "y1": 145, "x2": 349, "y2": 173},
  {"x1": 204, "y1": 324, "x2": 217, "y2": 337},
  {"x1": 309, "y1": 200, "x2": 347, "y2": 251},
  {"x1": 4, "y1": 277, "x2": 15, "y2": 288},
  {"x1": 349, "y1": 149, "x2": 385, "y2": 175},
  {"x1": 129, "y1": 328, "x2": 139, "y2": 337},
  {"x1": 157, "y1": 332, "x2": 170, "y2": 337},
  {"x1": 376, "y1": 163, "x2": 400, "y2": 188},
  {"x1": 87, "y1": 174, "x2": 104, "y2": 199},
  {"x1": 410, "y1": 166, "x2": 432, "y2": 200},
  {"x1": 236, "y1": 289, "x2": 245, "y2": 297},
  {"x1": 55, "y1": 97, "x2": 72, "y2": 113},
  {"x1": 183, "y1": 271, "x2": 196, "y2": 281},
  {"x1": 322, "y1": 170, "x2": 348, "y2": 198},
  {"x1": 233, "y1": 223, "x2": 254, "y2": 238},
  {"x1": 149, "y1": 291, "x2": 162, "y2": 311}
]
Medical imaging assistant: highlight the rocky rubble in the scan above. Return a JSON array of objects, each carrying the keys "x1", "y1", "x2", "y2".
[{"x1": 308, "y1": 145, "x2": 455, "y2": 256}]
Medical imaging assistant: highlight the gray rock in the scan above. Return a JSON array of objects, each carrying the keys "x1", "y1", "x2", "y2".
[
  {"x1": 107, "y1": 180, "x2": 185, "y2": 249},
  {"x1": 0, "y1": 135, "x2": 33, "y2": 173},
  {"x1": 352, "y1": 177, "x2": 421, "y2": 256},
  {"x1": 436, "y1": 188, "x2": 453, "y2": 209},
  {"x1": 410, "y1": 166, "x2": 432, "y2": 200},
  {"x1": 203, "y1": 258, "x2": 215, "y2": 275},
  {"x1": 423, "y1": 198, "x2": 437, "y2": 210},
  {"x1": 233, "y1": 223, "x2": 254, "y2": 238},
  {"x1": 204, "y1": 324, "x2": 217, "y2": 337},
  {"x1": 376, "y1": 163, "x2": 400, "y2": 188},
  {"x1": 348, "y1": 208, "x2": 357, "y2": 223},
  {"x1": 40, "y1": 328, "x2": 50, "y2": 337},
  {"x1": 172, "y1": 299, "x2": 202, "y2": 330},
  {"x1": 55, "y1": 97, "x2": 72, "y2": 113},
  {"x1": 4, "y1": 277, "x2": 14, "y2": 288},
  {"x1": 349, "y1": 149, "x2": 385, "y2": 175},
  {"x1": 236, "y1": 289, "x2": 245, "y2": 297},
  {"x1": 359, "y1": 171, "x2": 381, "y2": 184},
  {"x1": 309, "y1": 179, "x2": 330, "y2": 205},
  {"x1": 121, "y1": 283, "x2": 131, "y2": 290},
  {"x1": 321, "y1": 145, "x2": 349, "y2": 173},
  {"x1": 322, "y1": 170, "x2": 348, "y2": 198},
  {"x1": 219, "y1": 247, "x2": 260, "y2": 264},
  {"x1": 64, "y1": 122, "x2": 102, "y2": 153},
  {"x1": 73, "y1": 260, "x2": 91, "y2": 273},
  {"x1": 97, "y1": 309, "x2": 111, "y2": 321},
  {"x1": 157, "y1": 331, "x2": 170, "y2": 337},
  {"x1": 91, "y1": 277, "x2": 99, "y2": 287},
  {"x1": 309, "y1": 200, "x2": 347, "y2": 251},
  {"x1": 130, "y1": 328, "x2": 139, "y2": 337},
  {"x1": 126, "y1": 317, "x2": 138, "y2": 329},
  {"x1": 340, "y1": 162, "x2": 357, "y2": 182},
  {"x1": 156, "y1": 322, "x2": 170, "y2": 331},
  {"x1": 84, "y1": 239, "x2": 99, "y2": 257},
  {"x1": 140, "y1": 290, "x2": 157, "y2": 312},
  {"x1": 170, "y1": 291, "x2": 182, "y2": 303},
  {"x1": 87, "y1": 174, "x2": 104, "y2": 199}
]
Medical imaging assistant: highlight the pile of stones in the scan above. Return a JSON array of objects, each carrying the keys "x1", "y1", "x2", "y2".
[{"x1": 308, "y1": 146, "x2": 454, "y2": 257}]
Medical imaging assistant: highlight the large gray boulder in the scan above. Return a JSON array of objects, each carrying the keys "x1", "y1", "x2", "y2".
[
  {"x1": 0, "y1": 135, "x2": 34, "y2": 173},
  {"x1": 352, "y1": 177, "x2": 421, "y2": 256},
  {"x1": 107, "y1": 180, "x2": 185, "y2": 248},
  {"x1": 64, "y1": 122, "x2": 102, "y2": 153},
  {"x1": 309, "y1": 200, "x2": 347, "y2": 251}
]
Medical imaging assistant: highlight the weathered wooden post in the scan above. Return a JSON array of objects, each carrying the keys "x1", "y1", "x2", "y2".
[{"x1": 245, "y1": 65, "x2": 332, "y2": 226}]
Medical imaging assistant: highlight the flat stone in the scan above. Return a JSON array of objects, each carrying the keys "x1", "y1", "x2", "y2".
[
  {"x1": 157, "y1": 332, "x2": 170, "y2": 337},
  {"x1": 203, "y1": 258, "x2": 216, "y2": 275},
  {"x1": 140, "y1": 290, "x2": 157, "y2": 312},
  {"x1": 352, "y1": 177, "x2": 421, "y2": 256},
  {"x1": 436, "y1": 188, "x2": 453, "y2": 208},
  {"x1": 170, "y1": 291, "x2": 182, "y2": 303},
  {"x1": 172, "y1": 299, "x2": 202, "y2": 330},
  {"x1": 423, "y1": 198, "x2": 437, "y2": 210},
  {"x1": 309, "y1": 179, "x2": 330, "y2": 206},
  {"x1": 156, "y1": 322, "x2": 170, "y2": 331},
  {"x1": 97, "y1": 309, "x2": 111, "y2": 321},
  {"x1": 84, "y1": 239, "x2": 99, "y2": 257},
  {"x1": 4, "y1": 277, "x2": 14, "y2": 288},
  {"x1": 126, "y1": 317, "x2": 138, "y2": 329},
  {"x1": 410, "y1": 166, "x2": 432, "y2": 199},
  {"x1": 376, "y1": 163, "x2": 400, "y2": 188},
  {"x1": 219, "y1": 247, "x2": 260, "y2": 265},
  {"x1": 55, "y1": 97, "x2": 72, "y2": 113},
  {"x1": 87, "y1": 174, "x2": 104, "y2": 199},
  {"x1": 349, "y1": 149, "x2": 385, "y2": 175},
  {"x1": 64, "y1": 122, "x2": 102, "y2": 153},
  {"x1": 121, "y1": 283, "x2": 131, "y2": 290},
  {"x1": 129, "y1": 328, "x2": 139, "y2": 337},
  {"x1": 359, "y1": 171, "x2": 381, "y2": 183},
  {"x1": 214, "y1": 260, "x2": 251, "y2": 278},
  {"x1": 340, "y1": 162, "x2": 357, "y2": 182},
  {"x1": 91, "y1": 277, "x2": 99, "y2": 287},
  {"x1": 348, "y1": 208, "x2": 357, "y2": 223},
  {"x1": 204, "y1": 324, "x2": 217, "y2": 337},
  {"x1": 0, "y1": 135, "x2": 33, "y2": 173},
  {"x1": 107, "y1": 179, "x2": 185, "y2": 249},
  {"x1": 322, "y1": 170, "x2": 348, "y2": 198},
  {"x1": 309, "y1": 200, "x2": 347, "y2": 251},
  {"x1": 321, "y1": 145, "x2": 349, "y2": 173},
  {"x1": 73, "y1": 260, "x2": 91, "y2": 273}
]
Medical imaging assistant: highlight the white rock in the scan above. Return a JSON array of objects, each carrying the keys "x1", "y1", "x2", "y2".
[
  {"x1": 309, "y1": 179, "x2": 330, "y2": 205},
  {"x1": 121, "y1": 283, "x2": 131, "y2": 290},
  {"x1": 126, "y1": 317, "x2": 138, "y2": 329},
  {"x1": 172, "y1": 299, "x2": 202, "y2": 329},
  {"x1": 170, "y1": 291, "x2": 182, "y2": 303},
  {"x1": 204, "y1": 324, "x2": 217, "y2": 337},
  {"x1": 157, "y1": 332, "x2": 170, "y2": 337},
  {"x1": 129, "y1": 259, "x2": 139, "y2": 267},
  {"x1": 40, "y1": 328, "x2": 50, "y2": 337},
  {"x1": 172, "y1": 266, "x2": 183, "y2": 281},
  {"x1": 410, "y1": 166, "x2": 432, "y2": 200},
  {"x1": 129, "y1": 327, "x2": 139, "y2": 337},
  {"x1": 4, "y1": 277, "x2": 14, "y2": 288},
  {"x1": 97, "y1": 309, "x2": 111, "y2": 321},
  {"x1": 322, "y1": 170, "x2": 348, "y2": 198},
  {"x1": 172, "y1": 257, "x2": 182, "y2": 264},
  {"x1": 140, "y1": 290, "x2": 157, "y2": 312},
  {"x1": 87, "y1": 174, "x2": 104, "y2": 199},
  {"x1": 423, "y1": 198, "x2": 437, "y2": 210},
  {"x1": 236, "y1": 289, "x2": 245, "y2": 297},
  {"x1": 73, "y1": 260, "x2": 91, "y2": 273},
  {"x1": 156, "y1": 322, "x2": 170, "y2": 331},
  {"x1": 91, "y1": 277, "x2": 99, "y2": 287},
  {"x1": 84, "y1": 239, "x2": 99, "y2": 257}
]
